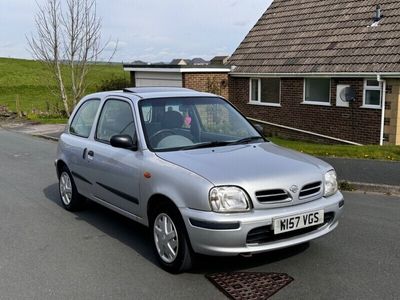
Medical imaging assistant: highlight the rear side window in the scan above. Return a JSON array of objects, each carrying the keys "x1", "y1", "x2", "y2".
[
  {"x1": 70, "y1": 99, "x2": 100, "y2": 138},
  {"x1": 96, "y1": 99, "x2": 136, "y2": 143}
]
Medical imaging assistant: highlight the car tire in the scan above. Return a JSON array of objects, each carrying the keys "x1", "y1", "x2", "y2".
[
  {"x1": 151, "y1": 204, "x2": 193, "y2": 273},
  {"x1": 58, "y1": 166, "x2": 86, "y2": 211}
]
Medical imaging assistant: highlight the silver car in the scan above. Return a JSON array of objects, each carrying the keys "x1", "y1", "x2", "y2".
[{"x1": 56, "y1": 87, "x2": 344, "y2": 273}]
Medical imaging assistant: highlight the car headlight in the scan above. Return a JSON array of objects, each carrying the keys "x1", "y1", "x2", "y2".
[
  {"x1": 209, "y1": 186, "x2": 251, "y2": 213},
  {"x1": 324, "y1": 170, "x2": 338, "y2": 197}
]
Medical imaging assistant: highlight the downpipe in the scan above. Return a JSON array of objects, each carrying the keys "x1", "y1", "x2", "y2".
[{"x1": 377, "y1": 74, "x2": 386, "y2": 146}]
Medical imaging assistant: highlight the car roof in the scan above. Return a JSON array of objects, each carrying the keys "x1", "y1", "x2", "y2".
[
  {"x1": 87, "y1": 87, "x2": 217, "y2": 102},
  {"x1": 124, "y1": 87, "x2": 192, "y2": 94},
  {"x1": 123, "y1": 87, "x2": 217, "y2": 100}
]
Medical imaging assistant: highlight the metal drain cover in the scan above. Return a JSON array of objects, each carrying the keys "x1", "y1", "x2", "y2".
[{"x1": 206, "y1": 272, "x2": 293, "y2": 300}]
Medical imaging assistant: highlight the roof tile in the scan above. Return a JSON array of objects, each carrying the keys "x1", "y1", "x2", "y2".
[{"x1": 229, "y1": 0, "x2": 400, "y2": 73}]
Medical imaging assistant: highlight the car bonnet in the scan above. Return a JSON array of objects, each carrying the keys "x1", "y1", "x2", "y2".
[{"x1": 155, "y1": 142, "x2": 332, "y2": 187}]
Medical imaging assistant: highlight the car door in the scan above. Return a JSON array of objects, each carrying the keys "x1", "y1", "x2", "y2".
[
  {"x1": 86, "y1": 97, "x2": 142, "y2": 217},
  {"x1": 64, "y1": 98, "x2": 101, "y2": 197}
]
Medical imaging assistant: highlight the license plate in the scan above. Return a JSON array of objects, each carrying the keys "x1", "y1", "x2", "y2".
[{"x1": 273, "y1": 210, "x2": 324, "y2": 235}]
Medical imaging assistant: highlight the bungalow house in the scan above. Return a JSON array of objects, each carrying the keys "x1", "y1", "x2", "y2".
[
  {"x1": 210, "y1": 56, "x2": 230, "y2": 66},
  {"x1": 227, "y1": 0, "x2": 400, "y2": 145},
  {"x1": 124, "y1": 0, "x2": 400, "y2": 145},
  {"x1": 170, "y1": 59, "x2": 191, "y2": 66}
]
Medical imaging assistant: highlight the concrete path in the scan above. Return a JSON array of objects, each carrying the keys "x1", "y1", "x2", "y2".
[{"x1": 0, "y1": 122, "x2": 66, "y2": 141}]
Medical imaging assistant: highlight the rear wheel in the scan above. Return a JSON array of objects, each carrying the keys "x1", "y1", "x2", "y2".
[
  {"x1": 58, "y1": 166, "x2": 86, "y2": 211},
  {"x1": 151, "y1": 205, "x2": 193, "y2": 273}
]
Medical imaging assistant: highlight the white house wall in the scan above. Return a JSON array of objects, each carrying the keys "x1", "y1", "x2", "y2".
[{"x1": 135, "y1": 71, "x2": 182, "y2": 87}]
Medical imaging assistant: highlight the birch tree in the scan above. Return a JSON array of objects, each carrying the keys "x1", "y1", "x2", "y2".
[{"x1": 27, "y1": 0, "x2": 115, "y2": 116}]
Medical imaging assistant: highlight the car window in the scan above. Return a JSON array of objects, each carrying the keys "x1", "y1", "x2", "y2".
[
  {"x1": 70, "y1": 99, "x2": 100, "y2": 138},
  {"x1": 195, "y1": 102, "x2": 247, "y2": 136},
  {"x1": 139, "y1": 97, "x2": 261, "y2": 151},
  {"x1": 96, "y1": 99, "x2": 136, "y2": 143}
]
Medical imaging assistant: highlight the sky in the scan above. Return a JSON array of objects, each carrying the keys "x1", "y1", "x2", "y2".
[{"x1": 0, "y1": 0, "x2": 272, "y2": 63}]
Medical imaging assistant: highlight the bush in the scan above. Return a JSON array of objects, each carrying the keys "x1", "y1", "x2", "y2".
[{"x1": 97, "y1": 76, "x2": 130, "y2": 91}]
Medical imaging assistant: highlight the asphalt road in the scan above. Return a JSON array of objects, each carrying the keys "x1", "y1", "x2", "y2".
[
  {"x1": 0, "y1": 129, "x2": 399, "y2": 300},
  {"x1": 322, "y1": 157, "x2": 400, "y2": 186}
]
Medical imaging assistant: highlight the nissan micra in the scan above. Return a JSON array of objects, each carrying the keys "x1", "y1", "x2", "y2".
[{"x1": 55, "y1": 87, "x2": 344, "y2": 273}]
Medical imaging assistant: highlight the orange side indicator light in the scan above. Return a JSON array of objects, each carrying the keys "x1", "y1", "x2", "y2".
[{"x1": 144, "y1": 172, "x2": 152, "y2": 179}]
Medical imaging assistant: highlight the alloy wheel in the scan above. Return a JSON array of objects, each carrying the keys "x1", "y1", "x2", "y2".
[
  {"x1": 60, "y1": 171, "x2": 73, "y2": 206},
  {"x1": 153, "y1": 213, "x2": 179, "y2": 263}
]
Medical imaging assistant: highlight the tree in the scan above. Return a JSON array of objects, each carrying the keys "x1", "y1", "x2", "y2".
[{"x1": 27, "y1": 0, "x2": 115, "y2": 116}]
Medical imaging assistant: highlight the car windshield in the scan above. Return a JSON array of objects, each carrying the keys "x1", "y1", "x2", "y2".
[{"x1": 139, "y1": 97, "x2": 264, "y2": 152}]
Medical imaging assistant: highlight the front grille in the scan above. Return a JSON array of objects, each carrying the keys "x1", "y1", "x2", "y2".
[
  {"x1": 299, "y1": 181, "x2": 322, "y2": 199},
  {"x1": 255, "y1": 189, "x2": 291, "y2": 203},
  {"x1": 246, "y1": 212, "x2": 334, "y2": 245}
]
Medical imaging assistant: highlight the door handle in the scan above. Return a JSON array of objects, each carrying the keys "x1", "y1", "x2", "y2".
[
  {"x1": 82, "y1": 148, "x2": 87, "y2": 159},
  {"x1": 87, "y1": 150, "x2": 94, "y2": 160}
]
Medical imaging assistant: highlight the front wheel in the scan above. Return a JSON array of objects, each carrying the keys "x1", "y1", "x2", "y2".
[
  {"x1": 151, "y1": 206, "x2": 193, "y2": 273},
  {"x1": 59, "y1": 166, "x2": 86, "y2": 211}
]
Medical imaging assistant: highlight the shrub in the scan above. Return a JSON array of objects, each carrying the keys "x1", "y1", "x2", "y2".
[{"x1": 97, "y1": 76, "x2": 129, "y2": 92}]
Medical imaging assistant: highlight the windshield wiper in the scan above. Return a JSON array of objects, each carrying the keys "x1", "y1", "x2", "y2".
[
  {"x1": 180, "y1": 137, "x2": 263, "y2": 150},
  {"x1": 228, "y1": 136, "x2": 264, "y2": 145},
  {"x1": 180, "y1": 141, "x2": 230, "y2": 150}
]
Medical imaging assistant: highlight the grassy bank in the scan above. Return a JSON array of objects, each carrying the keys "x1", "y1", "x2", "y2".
[
  {"x1": 270, "y1": 137, "x2": 400, "y2": 161},
  {"x1": 0, "y1": 57, "x2": 127, "y2": 114}
]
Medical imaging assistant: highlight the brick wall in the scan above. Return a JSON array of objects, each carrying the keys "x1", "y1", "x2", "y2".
[
  {"x1": 183, "y1": 73, "x2": 229, "y2": 99},
  {"x1": 229, "y1": 77, "x2": 382, "y2": 145}
]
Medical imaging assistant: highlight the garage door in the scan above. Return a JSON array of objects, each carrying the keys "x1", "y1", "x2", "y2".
[{"x1": 135, "y1": 71, "x2": 182, "y2": 87}]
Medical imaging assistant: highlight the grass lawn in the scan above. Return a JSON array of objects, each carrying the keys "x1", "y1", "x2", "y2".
[
  {"x1": 0, "y1": 57, "x2": 128, "y2": 113},
  {"x1": 270, "y1": 137, "x2": 400, "y2": 161},
  {"x1": 27, "y1": 116, "x2": 69, "y2": 124}
]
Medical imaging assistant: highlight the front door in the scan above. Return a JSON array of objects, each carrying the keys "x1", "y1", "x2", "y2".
[
  {"x1": 87, "y1": 97, "x2": 142, "y2": 217},
  {"x1": 65, "y1": 98, "x2": 100, "y2": 198}
]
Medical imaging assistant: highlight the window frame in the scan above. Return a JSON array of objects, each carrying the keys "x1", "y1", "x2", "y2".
[
  {"x1": 94, "y1": 98, "x2": 137, "y2": 145},
  {"x1": 362, "y1": 79, "x2": 382, "y2": 109},
  {"x1": 248, "y1": 78, "x2": 281, "y2": 107},
  {"x1": 69, "y1": 98, "x2": 101, "y2": 138},
  {"x1": 302, "y1": 78, "x2": 332, "y2": 106}
]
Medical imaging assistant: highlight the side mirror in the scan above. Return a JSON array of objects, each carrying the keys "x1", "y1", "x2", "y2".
[
  {"x1": 254, "y1": 124, "x2": 264, "y2": 135},
  {"x1": 110, "y1": 134, "x2": 138, "y2": 151}
]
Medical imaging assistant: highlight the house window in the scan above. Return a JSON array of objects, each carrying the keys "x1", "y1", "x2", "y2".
[
  {"x1": 363, "y1": 79, "x2": 381, "y2": 108},
  {"x1": 304, "y1": 78, "x2": 331, "y2": 104},
  {"x1": 250, "y1": 79, "x2": 259, "y2": 102},
  {"x1": 249, "y1": 78, "x2": 280, "y2": 105}
]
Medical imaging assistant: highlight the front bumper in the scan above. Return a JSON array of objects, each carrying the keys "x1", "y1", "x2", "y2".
[{"x1": 180, "y1": 192, "x2": 344, "y2": 256}]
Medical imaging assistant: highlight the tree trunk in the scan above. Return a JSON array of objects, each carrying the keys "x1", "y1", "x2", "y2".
[{"x1": 55, "y1": 63, "x2": 70, "y2": 117}]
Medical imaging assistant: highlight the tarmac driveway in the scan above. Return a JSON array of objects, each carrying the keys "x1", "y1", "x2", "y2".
[{"x1": 0, "y1": 129, "x2": 399, "y2": 299}]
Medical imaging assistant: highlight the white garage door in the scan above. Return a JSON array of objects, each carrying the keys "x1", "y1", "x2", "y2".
[{"x1": 135, "y1": 71, "x2": 182, "y2": 87}]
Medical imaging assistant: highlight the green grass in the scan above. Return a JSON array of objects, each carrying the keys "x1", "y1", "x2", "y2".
[
  {"x1": 0, "y1": 57, "x2": 128, "y2": 113},
  {"x1": 26, "y1": 115, "x2": 68, "y2": 124},
  {"x1": 270, "y1": 137, "x2": 400, "y2": 161}
]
